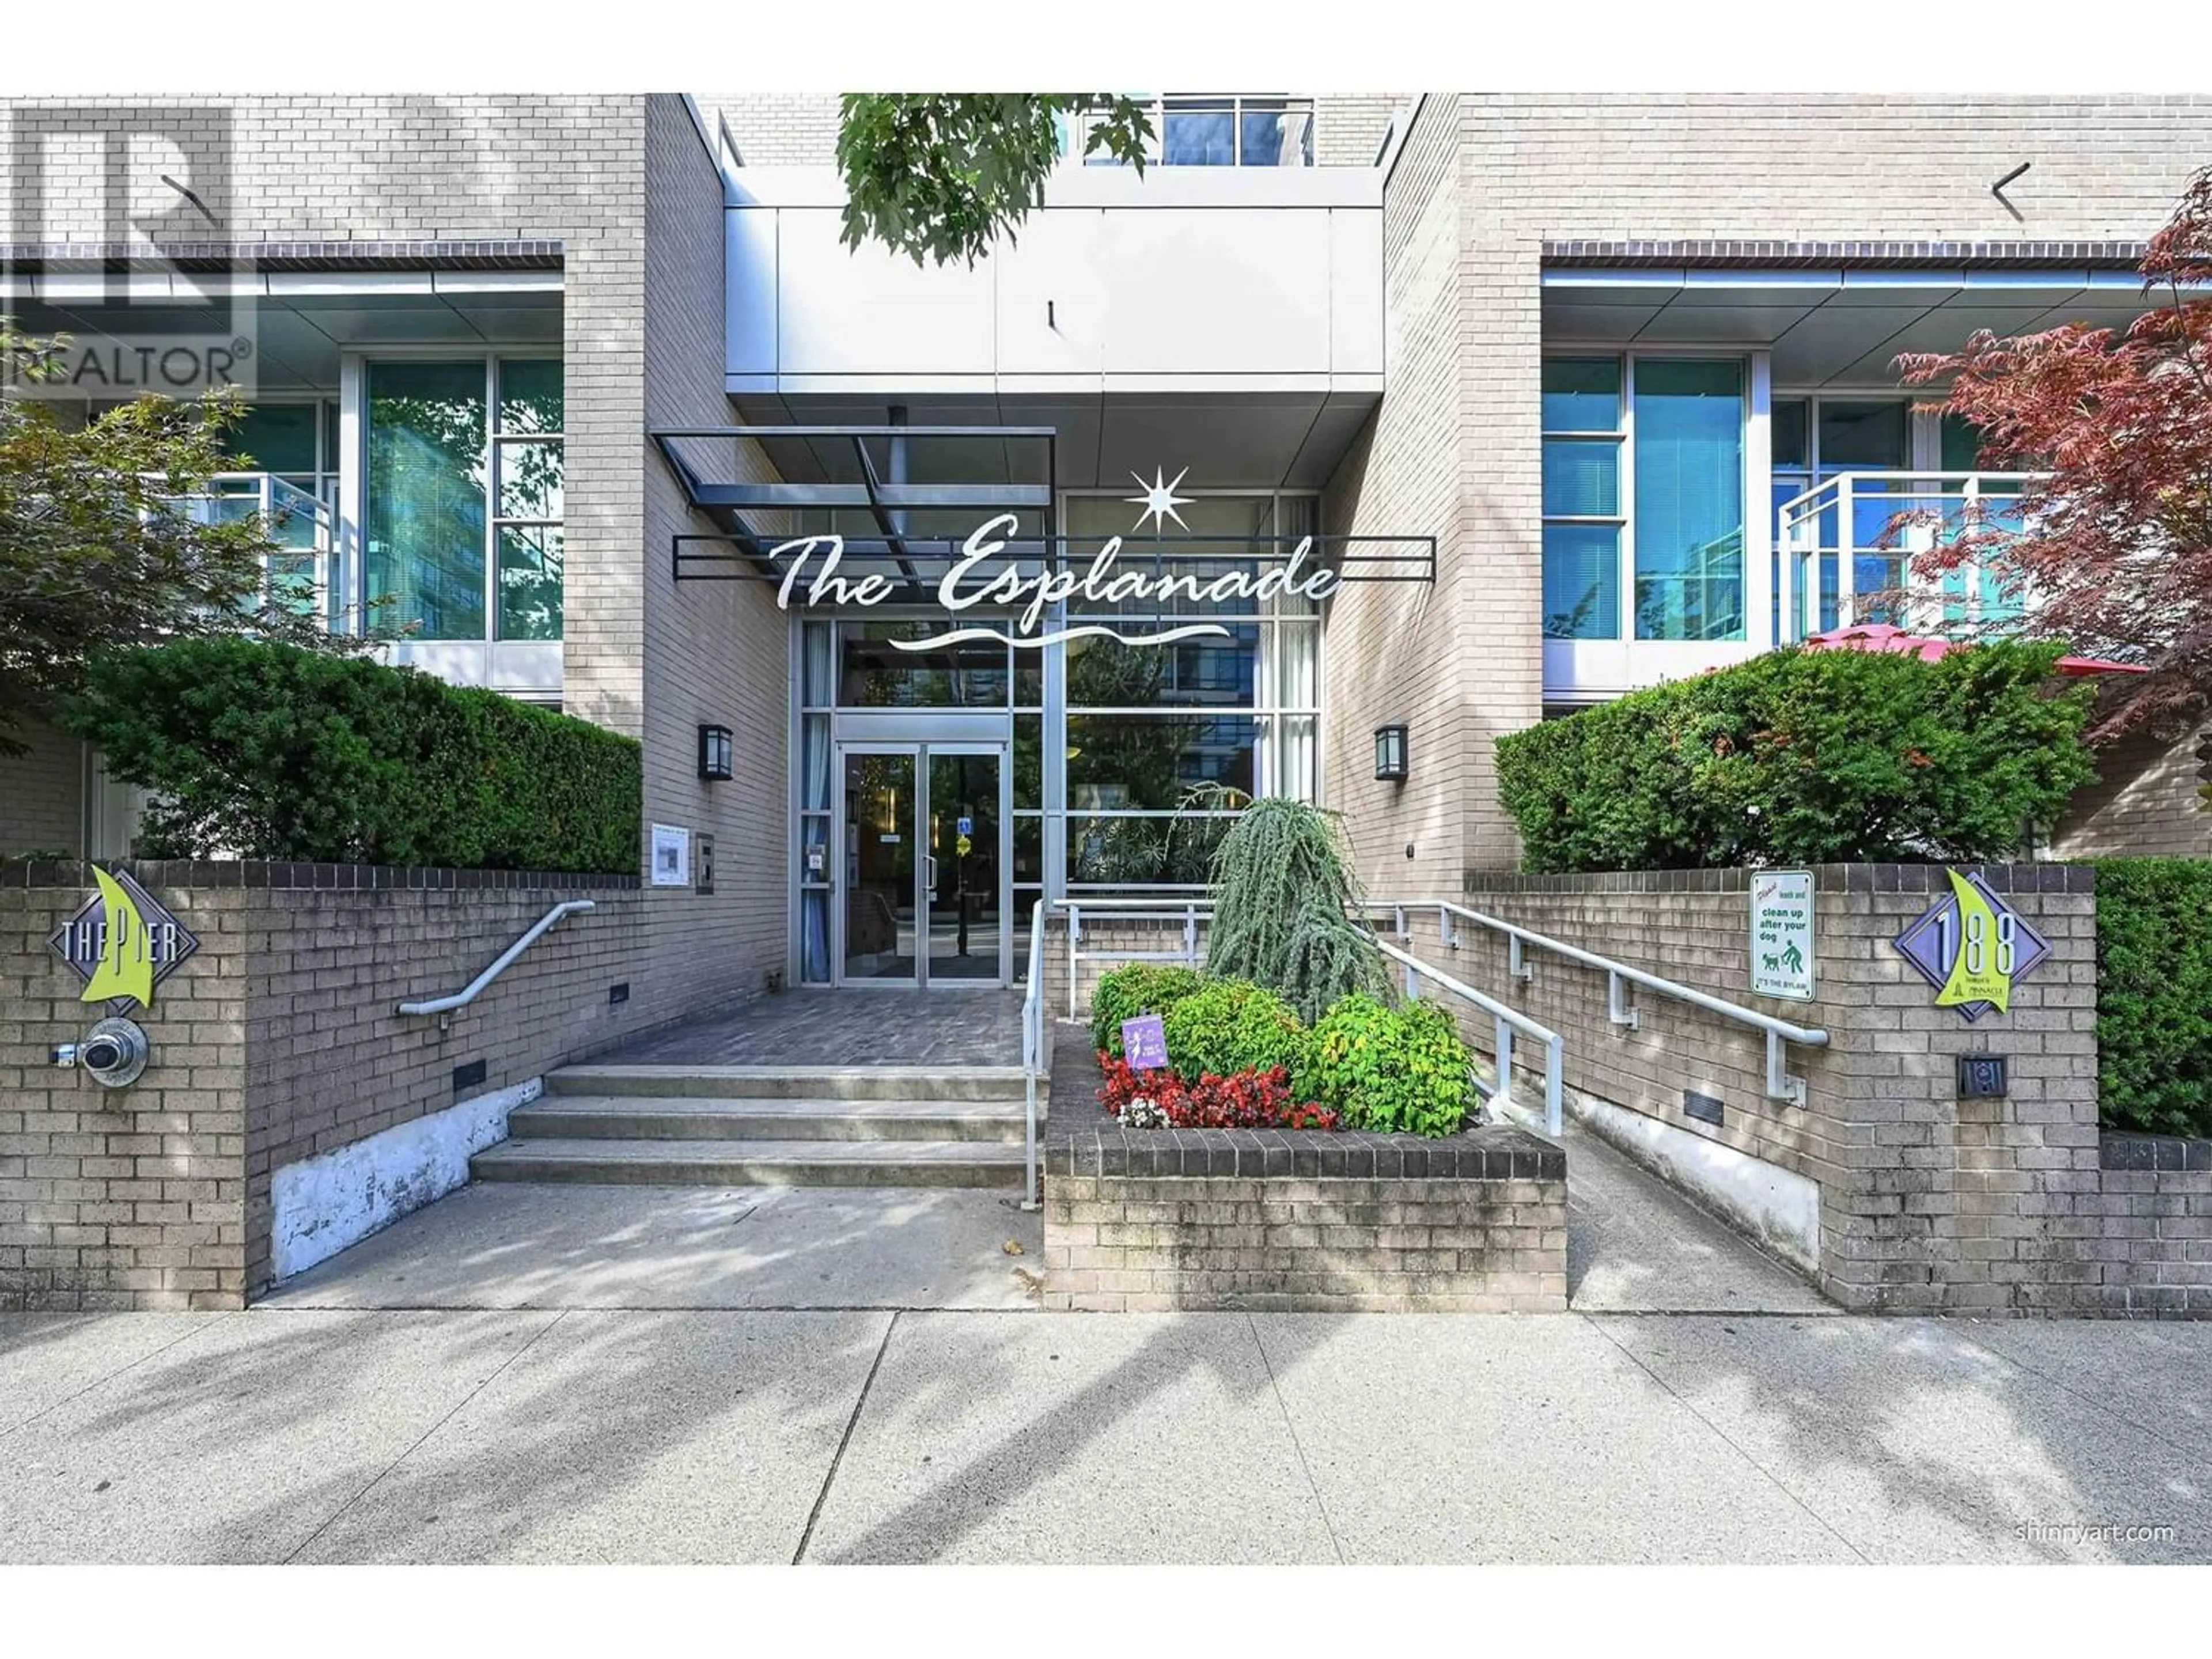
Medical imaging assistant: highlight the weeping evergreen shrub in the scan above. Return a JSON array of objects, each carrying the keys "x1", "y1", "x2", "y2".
[{"x1": 1205, "y1": 796, "x2": 1394, "y2": 1024}]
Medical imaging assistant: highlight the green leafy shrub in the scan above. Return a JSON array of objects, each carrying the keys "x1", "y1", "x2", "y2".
[
  {"x1": 63, "y1": 638, "x2": 640, "y2": 872},
  {"x1": 1205, "y1": 796, "x2": 1394, "y2": 1022},
  {"x1": 1089, "y1": 963, "x2": 1207, "y2": 1058},
  {"x1": 1298, "y1": 994, "x2": 1475, "y2": 1138},
  {"x1": 2094, "y1": 858, "x2": 2212, "y2": 1139},
  {"x1": 1494, "y1": 642, "x2": 2096, "y2": 873},
  {"x1": 1161, "y1": 979, "x2": 1308, "y2": 1084}
]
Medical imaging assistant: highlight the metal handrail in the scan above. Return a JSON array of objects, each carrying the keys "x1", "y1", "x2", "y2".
[
  {"x1": 1367, "y1": 932, "x2": 1565, "y2": 1137},
  {"x1": 1059, "y1": 897, "x2": 1214, "y2": 1020},
  {"x1": 1050, "y1": 894, "x2": 1566, "y2": 1136},
  {"x1": 396, "y1": 899, "x2": 597, "y2": 1018},
  {"x1": 1019, "y1": 897, "x2": 1048, "y2": 1211},
  {"x1": 1365, "y1": 899, "x2": 1828, "y2": 1107}
]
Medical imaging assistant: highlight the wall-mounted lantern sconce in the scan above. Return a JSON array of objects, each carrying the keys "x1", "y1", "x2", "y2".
[
  {"x1": 698, "y1": 723, "x2": 734, "y2": 782},
  {"x1": 1374, "y1": 721, "x2": 1409, "y2": 783}
]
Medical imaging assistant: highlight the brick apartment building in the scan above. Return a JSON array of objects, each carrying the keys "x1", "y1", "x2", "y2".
[{"x1": 5, "y1": 90, "x2": 2210, "y2": 1026}]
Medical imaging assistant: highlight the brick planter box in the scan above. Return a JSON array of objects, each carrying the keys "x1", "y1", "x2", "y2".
[{"x1": 1040, "y1": 1124, "x2": 1567, "y2": 1314}]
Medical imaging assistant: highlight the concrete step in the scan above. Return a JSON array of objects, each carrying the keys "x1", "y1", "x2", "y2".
[
  {"x1": 508, "y1": 1095, "x2": 1032, "y2": 1144},
  {"x1": 470, "y1": 1137, "x2": 1027, "y2": 1190},
  {"x1": 544, "y1": 1064, "x2": 1027, "y2": 1103}
]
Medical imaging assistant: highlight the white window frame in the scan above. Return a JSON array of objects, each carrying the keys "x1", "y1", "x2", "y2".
[
  {"x1": 1540, "y1": 346, "x2": 1772, "y2": 703},
  {"x1": 342, "y1": 346, "x2": 565, "y2": 698}
]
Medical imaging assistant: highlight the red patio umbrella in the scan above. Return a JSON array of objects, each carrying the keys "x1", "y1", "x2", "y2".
[{"x1": 1802, "y1": 623, "x2": 2147, "y2": 677}]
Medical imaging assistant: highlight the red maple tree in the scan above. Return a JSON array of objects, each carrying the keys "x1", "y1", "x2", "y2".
[{"x1": 1896, "y1": 165, "x2": 2212, "y2": 741}]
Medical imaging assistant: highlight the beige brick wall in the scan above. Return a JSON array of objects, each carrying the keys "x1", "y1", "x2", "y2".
[
  {"x1": 5, "y1": 93, "x2": 794, "y2": 1023},
  {"x1": 2051, "y1": 726, "x2": 2212, "y2": 859},
  {"x1": 238, "y1": 878, "x2": 654, "y2": 1293},
  {"x1": 1042, "y1": 912, "x2": 1207, "y2": 1026},
  {"x1": 1043, "y1": 1171, "x2": 1567, "y2": 1313},
  {"x1": 2, "y1": 862, "x2": 673, "y2": 1309},
  {"x1": 0, "y1": 721, "x2": 83, "y2": 857},
  {"x1": 1463, "y1": 93, "x2": 2212, "y2": 244},
  {"x1": 624, "y1": 96, "x2": 794, "y2": 1013},
  {"x1": 1322, "y1": 96, "x2": 1495, "y2": 889},
  {"x1": 1445, "y1": 866, "x2": 2209, "y2": 1316},
  {"x1": 2, "y1": 94, "x2": 653, "y2": 244},
  {"x1": 706, "y1": 94, "x2": 841, "y2": 166},
  {"x1": 5, "y1": 874, "x2": 252, "y2": 1309},
  {"x1": 1313, "y1": 97, "x2": 1400, "y2": 168},
  {"x1": 1327, "y1": 93, "x2": 2212, "y2": 890}
]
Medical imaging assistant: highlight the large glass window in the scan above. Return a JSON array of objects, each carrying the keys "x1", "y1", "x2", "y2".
[
  {"x1": 1545, "y1": 356, "x2": 1750, "y2": 643},
  {"x1": 839, "y1": 621, "x2": 1010, "y2": 707},
  {"x1": 1633, "y1": 359, "x2": 1745, "y2": 642},
  {"x1": 365, "y1": 357, "x2": 564, "y2": 643},
  {"x1": 1541, "y1": 358, "x2": 1624, "y2": 639},
  {"x1": 495, "y1": 358, "x2": 565, "y2": 642},
  {"x1": 1059, "y1": 96, "x2": 1315, "y2": 167},
  {"x1": 1059, "y1": 491, "x2": 1319, "y2": 887}
]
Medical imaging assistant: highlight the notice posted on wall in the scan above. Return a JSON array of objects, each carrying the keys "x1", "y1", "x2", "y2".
[
  {"x1": 1749, "y1": 869, "x2": 1815, "y2": 1001},
  {"x1": 650, "y1": 823, "x2": 692, "y2": 888}
]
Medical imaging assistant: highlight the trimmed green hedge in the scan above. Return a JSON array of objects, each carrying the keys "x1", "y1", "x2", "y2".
[
  {"x1": 2094, "y1": 858, "x2": 2212, "y2": 1139},
  {"x1": 63, "y1": 639, "x2": 641, "y2": 872},
  {"x1": 1495, "y1": 642, "x2": 2096, "y2": 872}
]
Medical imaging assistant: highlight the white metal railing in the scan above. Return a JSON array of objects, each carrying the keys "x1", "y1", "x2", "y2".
[
  {"x1": 1052, "y1": 895, "x2": 1563, "y2": 1136},
  {"x1": 1020, "y1": 896, "x2": 1049, "y2": 1211},
  {"x1": 396, "y1": 899, "x2": 596, "y2": 1020},
  {"x1": 1059, "y1": 896, "x2": 1213, "y2": 1021},
  {"x1": 1366, "y1": 900, "x2": 1829, "y2": 1108},
  {"x1": 169, "y1": 472, "x2": 338, "y2": 624},
  {"x1": 1775, "y1": 470, "x2": 2044, "y2": 642},
  {"x1": 1366, "y1": 931, "x2": 1565, "y2": 1137}
]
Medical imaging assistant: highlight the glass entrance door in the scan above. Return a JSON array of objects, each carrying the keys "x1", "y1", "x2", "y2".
[
  {"x1": 925, "y1": 750, "x2": 1002, "y2": 983},
  {"x1": 836, "y1": 741, "x2": 1009, "y2": 988},
  {"x1": 841, "y1": 748, "x2": 919, "y2": 984}
]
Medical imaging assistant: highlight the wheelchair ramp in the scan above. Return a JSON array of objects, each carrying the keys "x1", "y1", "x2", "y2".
[{"x1": 1565, "y1": 1126, "x2": 1835, "y2": 1315}]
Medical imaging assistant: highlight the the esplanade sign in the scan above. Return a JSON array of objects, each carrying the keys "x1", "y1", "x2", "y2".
[{"x1": 767, "y1": 512, "x2": 1343, "y2": 651}]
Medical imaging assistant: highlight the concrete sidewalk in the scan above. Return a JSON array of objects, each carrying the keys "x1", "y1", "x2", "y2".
[{"x1": 2, "y1": 1306, "x2": 2206, "y2": 1564}]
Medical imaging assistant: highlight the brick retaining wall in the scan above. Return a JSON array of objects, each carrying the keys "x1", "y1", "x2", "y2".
[
  {"x1": 1447, "y1": 865, "x2": 2206, "y2": 1319},
  {"x1": 1043, "y1": 1124, "x2": 1566, "y2": 1313},
  {"x1": 1, "y1": 859, "x2": 720, "y2": 1310}
]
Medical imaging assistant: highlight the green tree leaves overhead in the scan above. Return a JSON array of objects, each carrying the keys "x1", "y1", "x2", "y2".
[{"x1": 836, "y1": 94, "x2": 1152, "y2": 267}]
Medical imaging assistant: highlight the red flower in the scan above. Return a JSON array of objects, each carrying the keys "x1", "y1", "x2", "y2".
[{"x1": 1095, "y1": 1052, "x2": 1336, "y2": 1131}]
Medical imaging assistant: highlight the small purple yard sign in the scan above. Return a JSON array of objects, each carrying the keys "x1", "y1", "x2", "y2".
[{"x1": 1121, "y1": 1014, "x2": 1169, "y2": 1071}]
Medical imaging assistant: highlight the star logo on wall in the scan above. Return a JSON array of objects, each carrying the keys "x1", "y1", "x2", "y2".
[{"x1": 1124, "y1": 465, "x2": 1194, "y2": 533}]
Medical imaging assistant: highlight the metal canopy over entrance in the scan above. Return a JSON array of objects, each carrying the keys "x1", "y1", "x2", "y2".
[
  {"x1": 648, "y1": 422, "x2": 1436, "y2": 596},
  {"x1": 650, "y1": 419, "x2": 1436, "y2": 995}
]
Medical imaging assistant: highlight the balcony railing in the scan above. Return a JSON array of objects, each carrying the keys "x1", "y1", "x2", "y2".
[
  {"x1": 167, "y1": 472, "x2": 338, "y2": 624},
  {"x1": 1775, "y1": 470, "x2": 2045, "y2": 643}
]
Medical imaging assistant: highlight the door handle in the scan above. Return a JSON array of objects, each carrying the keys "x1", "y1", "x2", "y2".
[{"x1": 925, "y1": 855, "x2": 938, "y2": 892}]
